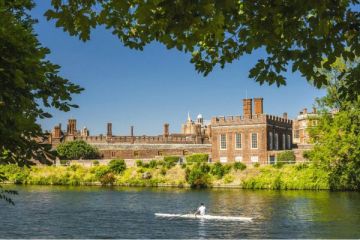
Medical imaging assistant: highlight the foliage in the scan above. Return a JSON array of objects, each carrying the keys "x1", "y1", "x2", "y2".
[
  {"x1": 46, "y1": 1, "x2": 359, "y2": 101},
  {"x1": 242, "y1": 165, "x2": 329, "y2": 190},
  {"x1": 160, "y1": 168, "x2": 167, "y2": 176},
  {"x1": 223, "y1": 174, "x2": 235, "y2": 184},
  {"x1": 99, "y1": 172, "x2": 115, "y2": 185},
  {"x1": 148, "y1": 160, "x2": 157, "y2": 169},
  {"x1": 108, "y1": 159, "x2": 126, "y2": 174},
  {"x1": 135, "y1": 160, "x2": 143, "y2": 167},
  {"x1": 163, "y1": 156, "x2": 179, "y2": 168},
  {"x1": 233, "y1": 162, "x2": 246, "y2": 171},
  {"x1": 92, "y1": 160, "x2": 99, "y2": 166},
  {"x1": 0, "y1": 1, "x2": 82, "y2": 165},
  {"x1": 306, "y1": 58, "x2": 360, "y2": 190},
  {"x1": 210, "y1": 162, "x2": 232, "y2": 179},
  {"x1": 56, "y1": 140, "x2": 100, "y2": 160},
  {"x1": 277, "y1": 151, "x2": 296, "y2": 164},
  {"x1": 186, "y1": 153, "x2": 209, "y2": 163},
  {"x1": 185, "y1": 166, "x2": 211, "y2": 188},
  {"x1": 253, "y1": 163, "x2": 260, "y2": 168}
]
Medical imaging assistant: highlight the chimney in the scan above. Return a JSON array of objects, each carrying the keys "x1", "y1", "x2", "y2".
[
  {"x1": 68, "y1": 119, "x2": 76, "y2": 135},
  {"x1": 53, "y1": 124, "x2": 61, "y2": 138},
  {"x1": 163, "y1": 123, "x2": 169, "y2": 137},
  {"x1": 283, "y1": 112, "x2": 288, "y2": 119},
  {"x1": 313, "y1": 107, "x2": 317, "y2": 114},
  {"x1": 254, "y1": 98, "x2": 264, "y2": 115},
  {"x1": 243, "y1": 98, "x2": 253, "y2": 118},
  {"x1": 130, "y1": 126, "x2": 134, "y2": 137},
  {"x1": 303, "y1": 108, "x2": 307, "y2": 114},
  {"x1": 107, "y1": 123, "x2": 112, "y2": 137}
]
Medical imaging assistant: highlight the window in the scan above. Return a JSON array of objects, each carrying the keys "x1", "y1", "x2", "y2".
[
  {"x1": 287, "y1": 135, "x2": 291, "y2": 149},
  {"x1": 235, "y1": 133, "x2": 242, "y2": 149},
  {"x1": 133, "y1": 151, "x2": 139, "y2": 157},
  {"x1": 220, "y1": 134, "x2": 227, "y2": 150},
  {"x1": 268, "y1": 132, "x2": 273, "y2": 150},
  {"x1": 251, "y1": 133, "x2": 258, "y2": 149},
  {"x1": 111, "y1": 151, "x2": 115, "y2": 158},
  {"x1": 294, "y1": 130, "x2": 300, "y2": 139},
  {"x1": 275, "y1": 133, "x2": 279, "y2": 150},
  {"x1": 158, "y1": 151, "x2": 163, "y2": 156},
  {"x1": 235, "y1": 156, "x2": 243, "y2": 162},
  {"x1": 183, "y1": 150, "x2": 189, "y2": 155},
  {"x1": 282, "y1": 134, "x2": 286, "y2": 150},
  {"x1": 251, "y1": 156, "x2": 259, "y2": 163},
  {"x1": 220, "y1": 157, "x2": 228, "y2": 163}
]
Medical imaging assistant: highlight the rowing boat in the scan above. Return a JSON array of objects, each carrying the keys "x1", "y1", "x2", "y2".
[{"x1": 154, "y1": 213, "x2": 252, "y2": 221}]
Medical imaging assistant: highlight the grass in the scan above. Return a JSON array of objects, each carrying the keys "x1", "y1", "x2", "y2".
[{"x1": 0, "y1": 162, "x2": 330, "y2": 190}]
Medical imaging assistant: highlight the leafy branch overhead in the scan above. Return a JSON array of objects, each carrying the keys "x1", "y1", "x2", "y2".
[
  {"x1": 46, "y1": 0, "x2": 359, "y2": 99},
  {"x1": 0, "y1": 1, "x2": 83, "y2": 164}
]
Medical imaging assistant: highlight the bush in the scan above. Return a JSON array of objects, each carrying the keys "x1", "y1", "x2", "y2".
[
  {"x1": 148, "y1": 160, "x2": 157, "y2": 168},
  {"x1": 108, "y1": 159, "x2": 126, "y2": 174},
  {"x1": 223, "y1": 174, "x2": 235, "y2": 184},
  {"x1": 277, "y1": 150, "x2": 296, "y2": 164},
  {"x1": 253, "y1": 163, "x2": 260, "y2": 168},
  {"x1": 93, "y1": 165, "x2": 111, "y2": 179},
  {"x1": 163, "y1": 156, "x2": 179, "y2": 168},
  {"x1": 273, "y1": 162, "x2": 284, "y2": 168},
  {"x1": 185, "y1": 167, "x2": 211, "y2": 188},
  {"x1": 186, "y1": 153, "x2": 209, "y2": 163},
  {"x1": 92, "y1": 160, "x2": 99, "y2": 166},
  {"x1": 135, "y1": 160, "x2": 143, "y2": 167},
  {"x1": 160, "y1": 167, "x2": 167, "y2": 175},
  {"x1": 99, "y1": 172, "x2": 115, "y2": 185},
  {"x1": 210, "y1": 162, "x2": 231, "y2": 179},
  {"x1": 233, "y1": 162, "x2": 246, "y2": 171},
  {"x1": 56, "y1": 140, "x2": 100, "y2": 160}
]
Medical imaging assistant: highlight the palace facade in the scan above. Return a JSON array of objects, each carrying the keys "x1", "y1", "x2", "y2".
[{"x1": 48, "y1": 97, "x2": 316, "y2": 164}]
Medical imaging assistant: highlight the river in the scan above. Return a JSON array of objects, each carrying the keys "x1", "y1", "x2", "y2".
[{"x1": 0, "y1": 185, "x2": 359, "y2": 238}]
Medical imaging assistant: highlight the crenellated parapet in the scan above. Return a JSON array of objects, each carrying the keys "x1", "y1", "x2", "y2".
[
  {"x1": 211, "y1": 114, "x2": 266, "y2": 126},
  {"x1": 265, "y1": 114, "x2": 293, "y2": 126}
]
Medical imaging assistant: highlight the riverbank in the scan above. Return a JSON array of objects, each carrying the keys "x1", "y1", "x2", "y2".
[{"x1": 0, "y1": 161, "x2": 330, "y2": 190}]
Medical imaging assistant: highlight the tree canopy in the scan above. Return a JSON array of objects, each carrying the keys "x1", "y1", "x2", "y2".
[
  {"x1": 0, "y1": 1, "x2": 82, "y2": 165},
  {"x1": 56, "y1": 140, "x2": 100, "y2": 160},
  {"x1": 45, "y1": 0, "x2": 359, "y2": 101}
]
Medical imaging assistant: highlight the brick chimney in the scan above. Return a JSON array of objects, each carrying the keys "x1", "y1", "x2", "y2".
[
  {"x1": 303, "y1": 108, "x2": 307, "y2": 114},
  {"x1": 254, "y1": 98, "x2": 264, "y2": 115},
  {"x1": 243, "y1": 98, "x2": 253, "y2": 118},
  {"x1": 53, "y1": 124, "x2": 61, "y2": 138},
  {"x1": 107, "y1": 123, "x2": 112, "y2": 137},
  {"x1": 67, "y1": 119, "x2": 76, "y2": 135},
  {"x1": 283, "y1": 112, "x2": 288, "y2": 119},
  {"x1": 163, "y1": 123, "x2": 169, "y2": 137}
]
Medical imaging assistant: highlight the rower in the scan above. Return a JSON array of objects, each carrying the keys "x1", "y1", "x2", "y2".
[{"x1": 195, "y1": 203, "x2": 206, "y2": 216}]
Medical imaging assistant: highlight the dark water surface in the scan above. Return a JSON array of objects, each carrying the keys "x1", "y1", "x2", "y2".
[{"x1": 0, "y1": 185, "x2": 360, "y2": 238}]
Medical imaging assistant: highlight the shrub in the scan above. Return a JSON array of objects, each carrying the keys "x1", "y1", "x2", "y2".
[
  {"x1": 210, "y1": 162, "x2": 231, "y2": 179},
  {"x1": 148, "y1": 160, "x2": 157, "y2": 168},
  {"x1": 135, "y1": 160, "x2": 143, "y2": 167},
  {"x1": 160, "y1": 167, "x2": 167, "y2": 175},
  {"x1": 181, "y1": 163, "x2": 187, "y2": 169},
  {"x1": 185, "y1": 167, "x2": 211, "y2": 188},
  {"x1": 233, "y1": 162, "x2": 246, "y2": 171},
  {"x1": 186, "y1": 153, "x2": 209, "y2": 163},
  {"x1": 163, "y1": 156, "x2": 179, "y2": 168},
  {"x1": 253, "y1": 163, "x2": 260, "y2": 168},
  {"x1": 92, "y1": 160, "x2": 99, "y2": 166},
  {"x1": 277, "y1": 150, "x2": 296, "y2": 164},
  {"x1": 108, "y1": 159, "x2": 126, "y2": 174},
  {"x1": 223, "y1": 174, "x2": 235, "y2": 184},
  {"x1": 56, "y1": 140, "x2": 100, "y2": 160},
  {"x1": 273, "y1": 162, "x2": 284, "y2": 168},
  {"x1": 93, "y1": 165, "x2": 111, "y2": 179},
  {"x1": 100, "y1": 172, "x2": 115, "y2": 185}
]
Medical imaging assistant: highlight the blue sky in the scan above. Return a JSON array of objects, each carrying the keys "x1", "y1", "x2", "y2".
[{"x1": 33, "y1": 2, "x2": 325, "y2": 136}]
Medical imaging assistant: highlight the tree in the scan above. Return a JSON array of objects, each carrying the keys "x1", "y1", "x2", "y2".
[
  {"x1": 307, "y1": 58, "x2": 360, "y2": 190},
  {"x1": 0, "y1": 1, "x2": 83, "y2": 165},
  {"x1": 277, "y1": 151, "x2": 296, "y2": 164},
  {"x1": 56, "y1": 140, "x2": 100, "y2": 160},
  {"x1": 45, "y1": 0, "x2": 359, "y2": 101}
]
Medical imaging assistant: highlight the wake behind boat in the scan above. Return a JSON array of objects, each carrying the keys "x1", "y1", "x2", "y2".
[{"x1": 155, "y1": 213, "x2": 252, "y2": 222}]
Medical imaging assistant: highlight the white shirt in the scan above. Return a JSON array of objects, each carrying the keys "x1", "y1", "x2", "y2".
[{"x1": 197, "y1": 205, "x2": 206, "y2": 215}]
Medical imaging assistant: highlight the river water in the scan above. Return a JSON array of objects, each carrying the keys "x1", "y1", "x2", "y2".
[{"x1": 0, "y1": 185, "x2": 359, "y2": 238}]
